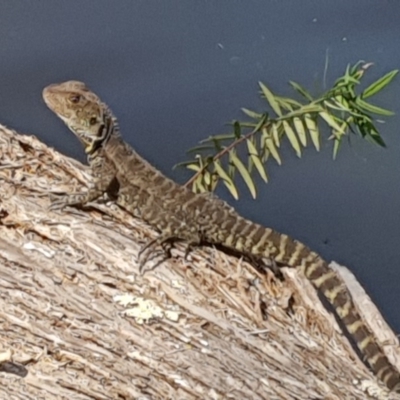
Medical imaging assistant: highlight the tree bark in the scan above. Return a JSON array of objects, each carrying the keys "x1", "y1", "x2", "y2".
[{"x1": 0, "y1": 124, "x2": 399, "y2": 399}]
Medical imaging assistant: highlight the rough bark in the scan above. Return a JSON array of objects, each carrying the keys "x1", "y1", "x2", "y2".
[{"x1": 0, "y1": 124, "x2": 399, "y2": 400}]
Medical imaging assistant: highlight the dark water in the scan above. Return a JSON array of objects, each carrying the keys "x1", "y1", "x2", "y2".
[{"x1": 1, "y1": 1, "x2": 400, "y2": 331}]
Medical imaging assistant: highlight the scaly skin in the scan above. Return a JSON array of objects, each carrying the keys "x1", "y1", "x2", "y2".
[{"x1": 43, "y1": 80, "x2": 400, "y2": 392}]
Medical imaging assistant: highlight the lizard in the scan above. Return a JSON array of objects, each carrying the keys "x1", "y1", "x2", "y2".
[{"x1": 42, "y1": 80, "x2": 400, "y2": 392}]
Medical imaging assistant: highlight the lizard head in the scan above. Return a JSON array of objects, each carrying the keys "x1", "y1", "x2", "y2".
[{"x1": 43, "y1": 80, "x2": 108, "y2": 154}]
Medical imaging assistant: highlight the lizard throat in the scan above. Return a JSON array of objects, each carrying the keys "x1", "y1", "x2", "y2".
[{"x1": 84, "y1": 113, "x2": 116, "y2": 155}]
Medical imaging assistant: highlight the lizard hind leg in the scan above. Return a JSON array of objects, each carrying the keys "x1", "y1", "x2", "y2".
[
  {"x1": 138, "y1": 228, "x2": 202, "y2": 274},
  {"x1": 138, "y1": 233, "x2": 181, "y2": 274}
]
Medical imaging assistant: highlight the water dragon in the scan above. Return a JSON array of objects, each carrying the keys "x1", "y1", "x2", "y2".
[{"x1": 42, "y1": 80, "x2": 400, "y2": 392}]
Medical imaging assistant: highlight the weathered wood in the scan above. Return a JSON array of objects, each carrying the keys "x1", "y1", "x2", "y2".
[{"x1": 0, "y1": 124, "x2": 398, "y2": 399}]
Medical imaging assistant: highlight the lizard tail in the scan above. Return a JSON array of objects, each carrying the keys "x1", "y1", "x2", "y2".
[{"x1": 220, "y1": 216, "x2": 400, "y2": 391}]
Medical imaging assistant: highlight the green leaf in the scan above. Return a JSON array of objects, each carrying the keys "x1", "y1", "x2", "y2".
[
  {"x1": 259, "y1": 81, "x2": 282, "y2": 116},
  {"x1": 342, "y1": 63, "x2": 361, "y2": 85},
  {"x1": 275, "y1": 97, "x2": 294, "y2": 111},
  {"x1": 282, "y1": 120, "x2": 301, "y2": 157},
  {"x1": 174, "y1": 159, "x2": 199, "y2": 169},
  {"x1": 293, "y1": 117, "x2": 307, "y2": 146},
  {"x1": 362, "y1": 70, "x2": 398, "y2": 99},
  {"x1": 324, "y1": 100, "x2": 350, "y2": 112},
  {"x1": 365, "y1": 129, "x2": 386, "y2": 147},
  {"x1": 237, "y1": 122, "x2": 258, "y2": 129},
  {"x1": 233, "y1": 121, "x2": 242, "y2": 138},
  {"x1": 200, "y1": 133, "x2": 236, "y2": 143},
  {"x1": 241, "y1": 108, "x2": 263, "y2": 119},
  {"x1": 336, "y1": 120, "x2": 349, "y2": 138},
  {"x1": 213, "y1": 160, "x2": 239, "y2": 199},
  {"x1": 304, "y1": 114, "x2": 320, "y2": 151},
  {"x1": 349, "y1": 60, "x2": 366, "y2": 76},
  {"x1": 193, "y1": 176, "x2": 207, "y2": 193},
  {"x1": 203, "y1": 170, "x2": 212, "y2": 186},
  {"x1": 186, "y1": 163, "x2": 202, "y2": 172},
  {"x1": 271, "y1": 122, "x2": 281, "y2": 147},
  {"x1": 355, "y1": 97, "x2": 395, "y2": 116},
  {"x1": 319, "y1": 110, "x2": 346, "y2": 136},
  {"x1": 276, "y1": 96, "x2": 302, "y2": 109},
  {"x1": 186, "y1": 144, "x2": 217, "y2": 154},
  {"x1": 331, "y1": 96, "x2": 365, "y2": 118},
  {"x1": 214, "y1": 160, "x2": 239, "y2": 200},
  {"x1": 289, "y1": 80, "x2": 313, "y2": 101},
  {"x1": 230, "y1": 151, "x2": 257, "y2": 198},
  {"x1": 222, "y1": 179, "x2": 239, "y2": 199},
  {"x1": 332, "y1": 138, "x2": 341, "y2": 160},
  {"x1": 357, "y1": 120, "x2": 386, "y2": 147},
  {"x1": 253, "y1": 112, "x2": 269, "y2": 132},
  {"x1": 264, "y1": 135, "x2": 282, "y2": 165},
  {"x1": 246, "y1": 139, "x2": 268, "y2": 182}
]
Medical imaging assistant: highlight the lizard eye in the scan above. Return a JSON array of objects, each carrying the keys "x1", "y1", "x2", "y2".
[
  {"x1": 69, "y1": 94, "x2": 81, "y2": 104},
  {"x1": 89, "y1": 117, "x2": 97, "y2": 126}
]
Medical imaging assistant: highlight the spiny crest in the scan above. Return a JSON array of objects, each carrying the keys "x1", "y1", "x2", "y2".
[{"x1": 43, "y1": 80, "x2": 113, "y2": 154}]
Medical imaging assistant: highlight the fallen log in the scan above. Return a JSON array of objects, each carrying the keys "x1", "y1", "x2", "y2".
[{"x1": 0, "y1": 124, "x2": 399, "y2": 399}]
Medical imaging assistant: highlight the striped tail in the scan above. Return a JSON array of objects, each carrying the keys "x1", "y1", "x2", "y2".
[{"x1": 219, "y1": 216, "x2": 400, "y2": 392}]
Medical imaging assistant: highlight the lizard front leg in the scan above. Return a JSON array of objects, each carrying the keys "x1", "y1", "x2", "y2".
[
  {"x1": 49, "y1": 184, "x2": 107, "y2": 210},
  {"x1": 49, "y1": 153, "x2": 116, "y2": 210}
]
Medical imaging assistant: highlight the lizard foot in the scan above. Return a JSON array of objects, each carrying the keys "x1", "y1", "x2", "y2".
[
  {"x1": 183, "y1": 242, "x2": 199, "y2": 260},
  {"x1": 138, "y1": 235, "x2": 176, "y2": 274}
]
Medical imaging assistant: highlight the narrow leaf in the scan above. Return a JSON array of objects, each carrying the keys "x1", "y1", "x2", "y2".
[
  {"x1": 246, "y1": 137, "x2": 256, "y2": 172},
  {"x1": 213, "y1": 160, "x2": 232, "y2": 182},
  {"x1": 186, "y1": 163, "x2": 202, "y2": 172},
  {"x1": 304, "y1": 114, "x2": 320, "y2": 151},
  {"x1": 319, "y1": 110, "x2": 346, "y2": 136},
  {"x1": 295, "y1": 104, "x2": 322, "y2": 114},
  {"x1": 289, "y1": 80, "x2": 313, "y2": 101},
  {"x1": 233, "y1": 121, "x2": 242, "y2": 138},
  {"x1": 332, "y1": 96, "x2": 365, "y2": 117},
  {"x1": 332, "y1": 138, "x2": 341, "y2": 160},
  {"x1": 275, "y1": 97, "x2": 293, "y2": 111},
  {"x1": 362, "y1": 70, "x2": 398, "y2": 99},
  {"x1": 355, "y1": 97, "x2": 395, "y2": 116},
  {"x1": 203, "y1": 170, "x2": 212, "y2": 186},
  {"x1": 174, "y1": 159, "x2": 199, "y2": 169},
  {"x1": 271, "y1": 122, "x2": 281, "y2": 147},
  {"x1": 324, "y1": 100, "x2": 350, "y2": 112},
  {"x1": 247, "y1": 139, "x2": 268, "y2": 182},
  {"x1": 213, "y1": 160, "x2": 238, "y2": 199},
  {"x1": 186, "y1": 144, "x2": 217, "y2": 154},
  {"x1": 200, "y1": 133, "x2": 236, "y2": 143},
  {"x1": 259, "y1": 82, "x2": 282, "y2": 116},
  {"x1": 341, "y1": 63, "x2": 361, "y2": 85},
  {"x1": 364, "y1": 128, "x2": 386, "y2": 147},
  {"x1": 254, "y1": 112, "x2": 269, "y2": 132},
  {"x1": 282, "y1": 120, "x2": 301, "y2": 157},
  {"x1": 276, "y1": 96, "x2": 301, "y2": 109},
  {"x1": 265, "y1": 135, "x2": 282, "y2": 165},
  {"x1": 193, "y1": 176, "x2": 206, "y2": 193},
  {"x1": 241, "y1": 108, "x2": 263, "y2": 119},
  {"x1": 238, "y1": 122, "x2": 258, "y2": 129},
  {"x1": 293, "y1": 117, "x2": 307, "y2": 146},
  {"x1": 230, "y1": 151, "x2": 257, "y2": 198},
  {"x1": 222, "y1": 178, "x2": 239, "y2": 200},
  {"x1": 357, "y1": 120, "x2": 386, "y2": 147}
]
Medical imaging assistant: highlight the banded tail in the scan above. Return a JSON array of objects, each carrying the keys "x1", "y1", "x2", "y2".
[{"x1": 214, "y1": 214, "x2": 400, "y2": 392}]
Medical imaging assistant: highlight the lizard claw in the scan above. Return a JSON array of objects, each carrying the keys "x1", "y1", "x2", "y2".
[
  {"x1": 137, "y1": 236, "x2": 174, "y2": 274},
  {"x1": 183, "y1": 242, "x2": 199, "y2": 260}
]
